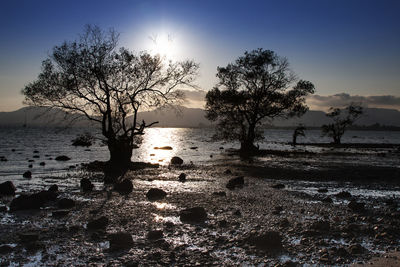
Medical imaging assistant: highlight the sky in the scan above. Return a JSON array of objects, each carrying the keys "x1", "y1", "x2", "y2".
[{"x1": 0, "y1": 0, "x2": 399, "y2": 111}]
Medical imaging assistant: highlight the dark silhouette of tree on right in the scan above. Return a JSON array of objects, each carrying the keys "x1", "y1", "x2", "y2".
[
  {"x1": 321, "y1": 103, "x2": 363, "y2": 144},
  {"x1": 205, "y1": 48, "x2": 315, "y2": 154}
]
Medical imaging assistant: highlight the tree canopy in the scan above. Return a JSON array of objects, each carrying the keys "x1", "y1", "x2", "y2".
[
  {"x1": 322, "y1": 103, "x2": 363, "y2": 144},
  {"x1": 205, "y1": 48, "x2": 315, "y2": 153},
  {"x1": 22, "y1": 25, "x2": 199, "y2": 177}
]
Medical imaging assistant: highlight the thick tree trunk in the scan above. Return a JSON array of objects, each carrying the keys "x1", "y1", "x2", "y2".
[
  {"x1": 240, "y1": 125, "x2": 259, "y2": 155},
  {"x1": 104, "y1": 137, "x2": 133, "y2": 184}
]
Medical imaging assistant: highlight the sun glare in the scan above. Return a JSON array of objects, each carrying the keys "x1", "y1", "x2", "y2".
[{"x1": 149, "y1": 33, "x2": 179, "y2": 60}]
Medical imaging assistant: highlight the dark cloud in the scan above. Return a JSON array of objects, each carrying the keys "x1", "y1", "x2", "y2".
[{"x1": 307, "y1": 93, "x2": 400, "y2": 111}]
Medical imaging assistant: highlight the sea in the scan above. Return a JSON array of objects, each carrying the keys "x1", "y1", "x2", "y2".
[{"x1": 0, "y1": 127, "x2": 400, "y2": 188}]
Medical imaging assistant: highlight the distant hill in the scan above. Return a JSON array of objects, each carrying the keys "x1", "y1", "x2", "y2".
[{"x1": 0, "y1": 106, "x2": 399, "y2": 128}]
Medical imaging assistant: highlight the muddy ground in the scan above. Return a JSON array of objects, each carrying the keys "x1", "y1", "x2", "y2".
[{"x1": 1, "y1": 146, "x2": 400, "y2": 266}]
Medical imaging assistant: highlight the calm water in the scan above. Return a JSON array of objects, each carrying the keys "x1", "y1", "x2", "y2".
[{"x1": 0, "y1": 127, "x2": 399, "y2": 185}]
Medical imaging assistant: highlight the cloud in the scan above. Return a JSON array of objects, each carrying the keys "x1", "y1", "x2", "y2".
[
  {"x1": 307, "y1": 93, "x2": 400, "y2": 111},
  {"x1": 180, "y1": 89, "x2": 207, "y2": 108}
]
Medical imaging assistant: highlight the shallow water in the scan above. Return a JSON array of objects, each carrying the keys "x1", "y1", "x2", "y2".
[{"x1": 0, "y1": 127, "x2": 399, "y2": 185}]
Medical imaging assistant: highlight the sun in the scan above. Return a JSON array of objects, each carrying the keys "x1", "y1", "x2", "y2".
[{"x1": 149, "y1": 33, "x2": 178, "y2": 60}]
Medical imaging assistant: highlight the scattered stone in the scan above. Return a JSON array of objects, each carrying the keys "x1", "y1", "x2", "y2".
[
  {"x1": 318, "y1": 188, "x2": 328, "y2": 193},
  {"x1": 58, "y1": 198, "x2": 75, "y2": 209},
  {"x1": 147, "y1": 230, "x2": 163, "y2": 240},
  {"x1": 233, "y1": 209, "x2": 242, "y2": 216},
  {"x1": 245, "y1": 231, "x2": 283, "y2": 252},
  {"x1": 150, "y1": 153, "x2": 155, "y2": 156},
  {"x1": 154, "y1": 146, "x2": 173, "y2": 150},
  {"x1": 348, "y1": 244, "x2": 365, "y2": 255},
  {"x1": 19, "y1": 232, "x2": 39, "y2": 243},
  {"x1": 271, "y1": 183, "x2": 285, "y2": 189},
  {"x1": 170, "y1": 156, "x2": 183, "y2": 165},
  {"x1": 146, "y1": 188, "x2": 167, "y2": 201},
  {"x1": 109, "y1": 232, "x2": 133, "y2": 251},
  {"x1": 190, "y1": 147, "x2": 198, "y2": 150},
  {"x1": 48, "y1": 184, "x2": 58, "y2": 192},
  {"x1": 23, "y1": 171, "x2": 32, "y2": 178},
  {"x1": 87, "y1": 216, "x2": 109, "y2": 230},
  {"x1": 33, "y1": 155, "x2": 40, "y2": 158},
  {"x1": 219, "y1": 147, "x2": 224, "y2": 150},
  {"x1": 0, "y1": 245, "x2": 13, "y2": 254},
  {"x1": 272, "y1": 206, "x2": 284, "y2": 215},
  {"x1": 52, "y1": 210, "x2": 70, "y2": 217},
  {"x1": 226, "y1": 176, "x2": 244, "y2": 190},
  {"x1": 335, "y1": 191, "x2": 352, "y2": 199},
  {"x1": 80, "y1": 178, "x2": 94, "y2": 192},
  {"x1": 114, "y1": 179, "x2": 133, "y2": 195},
  {"x1": 10, "y1": 191, "x2": 57, "y2": 211},
  {"x1": 55, "y1": 155, "x2": 71, "y2": 161},
  {"x1": 0, "y1": 181, "x2": 16, "y2": 196},
  {"x1": 322, "y1": 197, "x2": 333, "y2": 203},
  {"x1": 28, "y1": 159, "x2": 34, "y2": 162},
  {"x1": 39, "y1": 162, "x2": 45, "y2": 166},
  {"x1": 33, "y1": 150, "x2": 39, "y2": 153},
  {"x1": 28, "y1": 164, "x2": 32, "y2": 168},
  {"x1": 279, "y1": 218, "x2": 290, "y2": 228},
  {"x1": 348, "y1": 200, "x2": 365, "y2": 212},
  {"x1": 310, "y1": 220, "x2": 330, "y2": 232},
  {"x1": 218, "y1": 219, "x2": 228, "y2": 227},
  {"x1": 178, "y1": 173, "x2": 186, "y2": 182},
  {"x1": 224, "y1": 169, "x2": 232, "y2": 174},
  {"x1": 179, "y1": 207, "x2": 207, "y2": 224},
  {"x1": 212, "y1": 191, "x2": 226, "y2": 197}
]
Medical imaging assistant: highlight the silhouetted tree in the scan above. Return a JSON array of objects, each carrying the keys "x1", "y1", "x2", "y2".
[
  {"x1": 321, "y1": 103, "x2": 363, "y2": 144},
  {"x1": 292, "y1": 124, "x2": 306, "y2": 146},
  {"x1": 205, "y1": 49, "x2": 315, "y2": 154},
  {"x1": 22, "y1": 25, "x2": 198, "y2": 179}
]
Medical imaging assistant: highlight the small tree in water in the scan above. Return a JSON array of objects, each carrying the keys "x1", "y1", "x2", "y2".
[
  {"x1": 205, "y1": 49, "x2": 315, "y2": 154},
  {"x1": 22, "y1": 25, "x2": 199, "y2": 181},
  {"x1": 321, "y1": 103, "x2": 363, "y2": 144},
  {"x1": 292, "y1": 124, "x2": 306, "y2": 146}
]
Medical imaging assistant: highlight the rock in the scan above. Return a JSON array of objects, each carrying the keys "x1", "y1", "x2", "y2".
[
  {"x1": 114, "y1": 179, "x2": 133, "y2": 195},
  {"x1": 58, "y1": 198, "x2": 75, "y2": 209},
  {"x1": 271, "y1": 183, "x2": 285, "y2": 189},
  {"x1": 55, "y1": 155, "x2": 70, "y2": 161},
  {"x1": 146, "y1": 188, "x2": 167, "y2": 201},
  {"x1": 318, "y1": 188, "x2": 328, "y2": 193},
  {"x1": 87, "y1": 216, "x2": 109, "y2": 230},
  {"x1": 80, "y1": 178, "x2": 94, "y2": 192},
  {"x1": 23, "y1": 171, "x2": 32, "y2": 178},
  {"x1": 48, "y1": 184, "x2": 58, "y2": 192},
  {"x1": 212, "y1": 191, "x2": 226, "y2": 197},
  {"x1": 33, "y1": 155, "x2": 40, "y2": 158},
  {"x1": 52, "y1": 210, "x2": 70, "y2": 217},
  {"x1": 310, "y1": 220, "x2": 330, "y2": 232},
  {"x1": 245, "y1": 231, "x2": 283, "y2": 252},
  {"x1": 0, "y1": 244, "x2": 13, "y2": 254},
  {"x1": 0, "y1": 181, "x2": 16, "y2": 196},
  {"x1": 10, "y1": 191, "x2": 57, "y2": 211},
  {"x1": 233, "y1": 209, "x2": 242, "y2": 216},
  {"x1": 0, "y1": 206, "x2": 7, "y2": 212},
  {"x1": 272, "y1": 206, "x2": 283, "y2": 215},
  {"x1": 28, "y1": 159, "x2": 34, "y2": 162},
  {"x1": 178, "y1": 173, "x2": 186, "y2": 182},
  {"x1": 189, "y1": 147, "x2": 198, "y2": 150},
  {"x1": 154, "y1": 146, "x2": 173, "y2": 150},
  {"x1": 170, "y1": 156, "x2": 183, "y2": 165},
  {"x1": 348, "y1": 244, "x2": 365, "y2": 255},
  {"x1": 179, "y1": 207, "x2": 207, "y2": 223},
  {"x1": 279, "y1": 218, "x2": 290, "y2": 228},
  {"x1": 218, "y1": 219, "x2": 228, "y2": 227},
  {"x1": 28, "y1": 164, "x2": 33, "y2": 168},
  {"x1": 147, "y1": 230, "x2": 163, "y2": 240},
  {"x1": 226, "y1": 176, "x2": 244, "y2": 190},
  {"x1": 224, "y1": 169, "x2": 232, "y2": 174},
  {"x1": 19, "y1": 232, "x2": 39, "y2": 243},
  {"x1": 335, "y1": 191, "x2": 352, "y2": 199},
  {"x1": 322, "y1": 197, "x2": 333, "y2": 203},
  {"x1": 109, "y1": 232, "x2": 133, "y2": 251},
  {"x1": 348, "y1": 200, "x2": 365, "y2": 212},
  {"x1": 39, "y1": 162, "x2": 45, "y2": 166},
  {"x1": 33, "y1": 150, "x2": 39, "y2": 153}
]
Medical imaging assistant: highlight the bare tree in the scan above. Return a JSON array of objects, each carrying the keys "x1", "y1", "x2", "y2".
[
  {"x1": 205, "y1": 49, "x2": 315, "y2": 154},
  {"x1": 22, "y1": 25, "x2": 198, "y2": 180},
  {"x1": 322, "y1": 103, "x2": 363, "y2": 144},
  {"x1": 292, "y1": 124, "x2": 306, "y2": 146}
]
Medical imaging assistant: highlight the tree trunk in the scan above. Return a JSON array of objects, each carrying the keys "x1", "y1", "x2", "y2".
[
  {"x1": 105, "y1": 137, "x2": 133, "y2": 184},
  {"x1": 240, "y1": 125, "x2": 258, "y2": 154}
]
